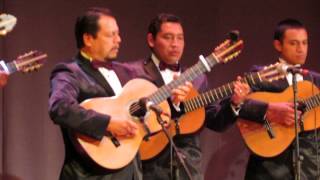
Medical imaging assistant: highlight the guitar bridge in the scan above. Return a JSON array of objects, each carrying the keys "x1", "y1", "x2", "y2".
[{"x1": 105, "y1": 131, "x2": 120, "y2": 147}]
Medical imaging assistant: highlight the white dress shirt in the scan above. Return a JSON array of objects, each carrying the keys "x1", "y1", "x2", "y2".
[{"x1": 151, "y1": 54, "x2": 181, "y2": 110}]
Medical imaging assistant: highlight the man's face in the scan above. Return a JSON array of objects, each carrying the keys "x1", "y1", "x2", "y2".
[
  {"x1": 274, "y1": 28, "x2": 308, "y2": 65},
  {"x1": 84, "y1": 15, "x2": 121, "y2": 61},
  {"x1": 148, "y1": 22, "x2": 185, "y2": 64}
]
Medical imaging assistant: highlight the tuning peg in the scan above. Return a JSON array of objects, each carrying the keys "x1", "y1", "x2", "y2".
[{"x1": 229, "y1": 30, "x2": 240, "y2": 42}]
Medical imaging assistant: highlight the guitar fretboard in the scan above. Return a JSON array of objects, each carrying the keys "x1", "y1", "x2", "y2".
[
  {"x1": 183, "y1": 72, "x2": 262, "y2": 112},
  {"x1": 301, "y1": 93, "x2": 320, "y2": 111},
  {"x1": 148, "y1": 54, "x2": 217, "y2": 105}
]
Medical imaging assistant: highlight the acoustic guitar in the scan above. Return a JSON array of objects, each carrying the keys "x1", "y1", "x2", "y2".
[
  {"x1": 0, "y1": 50, "x2": 47, "y2": 74},
  {"x1": 72, "y1": 32, "x2": 244, "y2": 169},
  {"x1": 237, "y1": 80, "x2": 320, "y2": 157},
  {"x1": 139, "y1": 62, "x2": 287, "y2": 160},
  {"x1": 0, "y1": 13, "x2": 17, "y2": 36}
]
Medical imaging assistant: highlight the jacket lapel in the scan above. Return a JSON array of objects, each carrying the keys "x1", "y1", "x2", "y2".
[
  {"x1": 112, "y1": 62, "x2": 131, "y2": 86},
  {"x1": 143, "y1": 57, "x2": 165, "y2": 87},
  {"x1": 76, "y1": 54, "x2": 116, "y2": 96}
]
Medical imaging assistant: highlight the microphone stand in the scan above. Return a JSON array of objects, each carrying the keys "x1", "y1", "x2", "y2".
[
  {"x1": 291, "y1": 72, "x2": 302, "y2": 180},
  {"x1": 150, "y1": 106, "x2": 193, "y2": 180}
]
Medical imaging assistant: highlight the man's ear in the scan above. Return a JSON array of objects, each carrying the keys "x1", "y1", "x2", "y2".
[
  {"x1": 147, "y1": 33, "x2": 155, "y2": 48},
  {"x1": 83, "y1": 33, "x2": 93, "y2": 47},
  {"x1": 273, "y1": 40, "x2": 282, "y2": 52}
]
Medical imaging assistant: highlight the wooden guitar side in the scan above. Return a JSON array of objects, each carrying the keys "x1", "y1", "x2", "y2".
[{"x1": 237, "y1": 81, "x2": 320, "y2": 157}]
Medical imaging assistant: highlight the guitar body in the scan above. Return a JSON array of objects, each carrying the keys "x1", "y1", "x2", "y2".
[
  {"x1": 237, "y1": 81, "x2": 320, "y2": 157},
  {"x1": 139, "y1": 88, "x2": 206, "y2": 160},
  {"x1": 73, "y1": 78, "x2": 171, "y2": 169}
]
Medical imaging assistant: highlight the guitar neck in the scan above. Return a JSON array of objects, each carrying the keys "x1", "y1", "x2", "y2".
[
  {"x1": 301, "y1": 93, "x2": 320, "y2": 112},
  {"x1": 148, "y1": 53, "x2": 218, "y2": 105},
  {"x1": 0, "y1": 60, "x2": 18, "y2": 74},
  {"x1": 184, "y1": 71, "x2": 263, "y2": 112}
]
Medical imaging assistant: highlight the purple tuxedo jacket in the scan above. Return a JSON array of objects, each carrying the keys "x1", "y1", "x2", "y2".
[{"x1": 49, "y1": 53, "x2": 141, "y2": 180}]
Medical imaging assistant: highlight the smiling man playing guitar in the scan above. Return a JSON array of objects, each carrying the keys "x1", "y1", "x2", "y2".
[{"x1": 236, "y1": 19, "x2": 320, "y2": 180}]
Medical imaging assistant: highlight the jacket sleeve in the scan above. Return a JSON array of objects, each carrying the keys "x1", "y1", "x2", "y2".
[
  {"x1": 48, "y1": 64, "x2": 110, "y2": 140},
  {"x1": 205, "y1": 97, "x2": 238, "y2": 132},
  {"x1": 192, "y1": 75, "x2": 238, "y2": 132}
]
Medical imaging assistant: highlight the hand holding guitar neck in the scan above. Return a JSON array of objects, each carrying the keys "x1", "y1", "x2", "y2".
[
  {"x1": 171, "y1": 79, "x2": 193, "y2": 105},
  {"x1": 231, "y1": 76, "x2": 251, "y2": 106}
]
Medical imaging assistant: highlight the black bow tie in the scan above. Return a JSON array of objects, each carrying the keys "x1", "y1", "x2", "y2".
[
  {"x1": 91, "y1": 60, "x2": 114, "y2": 70},
  {"x1": 159, "y1": 61, "x2": 180, "y2": 72}
]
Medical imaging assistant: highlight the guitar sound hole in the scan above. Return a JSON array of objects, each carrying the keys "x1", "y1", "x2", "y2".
[{"x1": 129, "y1": 102, "x2": 146, "y2": 118}]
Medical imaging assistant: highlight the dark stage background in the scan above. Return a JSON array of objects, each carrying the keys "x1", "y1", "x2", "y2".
[{"x1": 0, "y1": 0, "x2": 319, "y2": 179}]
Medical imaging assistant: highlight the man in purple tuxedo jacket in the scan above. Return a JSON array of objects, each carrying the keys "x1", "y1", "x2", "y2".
[
  {"x1": 241, "y1": 19, "x2": 320, "y2": 180},
  {"x1": 49, "y1": 8, "x2": 192, "y2": 180},
  {"x1": 127, "y1": 13, "x2": 250, "y2": 180},
  {"x1": 48, "y1": 7, "x2": 141, "y2": 180},
  {"x1": 208, "y1": 19, "x2": 320, "y2": 180}
]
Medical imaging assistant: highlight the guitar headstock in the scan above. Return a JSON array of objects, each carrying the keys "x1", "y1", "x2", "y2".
[
  {"x1": 0, "y1": 14, "x2": 17, "y2": 36},
  {"x1": 258, "y1": 62, "x2": 287, "y2": 82},
  {"x1": 14, "y1": 51, "x2": 48, "y2": 73},
  {"x1": 213, "y1": 30, "x2": 244, "y2": 64}
]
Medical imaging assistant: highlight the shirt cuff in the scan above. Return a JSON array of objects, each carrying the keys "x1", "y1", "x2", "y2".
[{"x1": 230, "y1": 102, "x2": 243, "y2": 116}]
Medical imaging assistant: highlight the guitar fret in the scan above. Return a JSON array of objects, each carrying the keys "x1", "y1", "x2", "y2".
[
  {"x1": 306, "y1": 98, "x2": 312, "y2": 109},
  {"x1": 214, "y1": 90, "x2": 220, "y2": 99},
  {"x1": 202, "y1": 93, "x2": 208, "y2": 105},
  {"x1": 315, "y1": 95, "x2": 320, "y2": 107},
  {"x1": 184, "y1": 101, "x2": 190, "y2": 112},
  {"x1": 189, "y1": 66, "x2": 197, "y2": 81},
  {"x1": 194, "y1": 63, "x2": 202, "y2": 76},
  {"x1": 199, "y1": 95, "x2": 205, "y2": 107},
  {"x1": 218, "y1": 87, "x2": 223, "y2": 98},
  {"x1": 222, "y1": 85, "x2": 227, "y2": 97},
  {"x1": 257, "y1": 72, "x2": 262, "y2": 83},
  {"x1": 209, "y1": 90, "x2": 216, "y2": 103},
  {"x1": 249, "y1": 73, "x2": 256, "y2": 85},
  {"x1": 308, "y1": 99, "x2": 313, "y2": 109},
  {"x1": 190, "y1": 99, "x2": 196, "y2": 111},
  {"x1": 204, "y1": 92, "x2": 212, "y2": 104},
  {"x1": 194, "y1": 96, "x2": 201, "y2": 109},
  {"x1": 158, "y1": 90, "x2": 167, "y2": 103},
  {"x1": 310, "y1": 97, "x2": 317, "y2": 108},
  {"x1": 227, "y1": 83, "x2": 233, "y2": 94},
  {"x1": 153, "y1": 95, "x2": 161, "y2": 105},
  {"x1": 304, "y1": 99, "x2": 310, "y2": 110}
]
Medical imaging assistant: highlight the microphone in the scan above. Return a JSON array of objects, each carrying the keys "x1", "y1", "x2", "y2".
[
  {"x1": 139, "y1": 98, "x2": 170, "y2": 117},
  {"x1": 286, "y1": 66, "x2": 309, "y2": 75}
]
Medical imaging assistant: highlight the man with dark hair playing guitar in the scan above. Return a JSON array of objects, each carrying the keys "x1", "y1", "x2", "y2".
[
  {"x1": 235, "y1": 19, "x2": 320, "y2": 179},
  {"x1": 48, "y1": 8, "x2": 192, "y2": 180}
]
